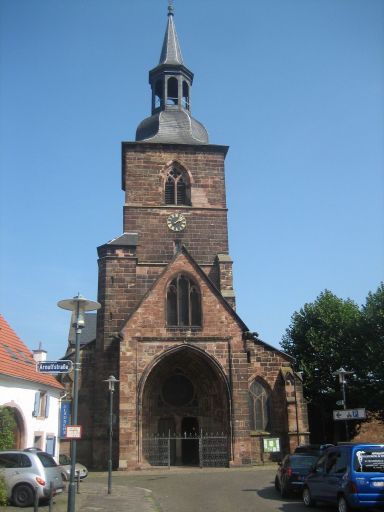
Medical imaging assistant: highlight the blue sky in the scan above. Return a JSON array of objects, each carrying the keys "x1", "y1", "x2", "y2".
[{"x1": 0, "y1": 0, "x2": 383, "y2": 361}]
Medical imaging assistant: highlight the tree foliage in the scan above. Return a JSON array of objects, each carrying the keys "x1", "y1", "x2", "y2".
[
  {"x1": 281, "y1": 283, "x2": 384, "y2": 419},
  {"x1": 0, "y1": 406, "x2": 16, "y2": 450}
]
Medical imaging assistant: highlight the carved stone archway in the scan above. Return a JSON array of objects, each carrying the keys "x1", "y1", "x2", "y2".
[{"x1": 139, "y1": 345, "x2": 231, "y2": 466}]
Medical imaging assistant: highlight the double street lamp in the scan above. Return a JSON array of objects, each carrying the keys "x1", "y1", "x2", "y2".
[
  {"x1": 333, "y1": 367, "x2": 353, "y2": 441},
  {"x1": 58, "y1": 294, "x2": 101, "y2": 512}
]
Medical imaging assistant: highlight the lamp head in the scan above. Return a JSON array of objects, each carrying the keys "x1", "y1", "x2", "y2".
[
  {"x1": 332, "y1": 367, "x2": 353, "y2": 383},
  {"x1": 58, "y1": 294, "x2": 101, "y2": 330},
  {"x1": 104, "y1": 375, "x2": 119, "y2": 391}
]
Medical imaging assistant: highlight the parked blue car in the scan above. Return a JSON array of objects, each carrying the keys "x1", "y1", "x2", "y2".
[{"x1": 302, "y1": 443, "x2": 384, "y2": 512}]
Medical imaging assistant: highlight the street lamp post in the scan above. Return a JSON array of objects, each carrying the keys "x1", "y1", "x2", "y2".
[
  {"x1": 58, "y1": 294, "x2": 101, "y2": 512},
  {"x1": 332, "y1": 367, "x2": 353, "y2": 441},
  {"x1": 104, "y1": 375, "x2": 119, "y2": 495}
]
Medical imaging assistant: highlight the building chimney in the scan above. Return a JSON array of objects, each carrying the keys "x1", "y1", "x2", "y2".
[{"x1": 32, "y1": 341, "x2": 47, "y2": 363}]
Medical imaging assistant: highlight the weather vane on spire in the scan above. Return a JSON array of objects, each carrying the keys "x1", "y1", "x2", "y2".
[{"x1": 168, "y1": 0, "x2": 174, "y2": 16}]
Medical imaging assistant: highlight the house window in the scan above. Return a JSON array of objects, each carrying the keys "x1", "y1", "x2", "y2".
[
  {"x1": 165, "y1": 168, "x2": 190, "y2": 205},
  {"x1": 33, "y1": 391, "x2": 50, "y2": 418},
  {"x1": 166, "y1": 274, "x2": 201, "y2": 327},
  {"x1": 249, "y1": 380, "x2": 270, "y2": 431}
]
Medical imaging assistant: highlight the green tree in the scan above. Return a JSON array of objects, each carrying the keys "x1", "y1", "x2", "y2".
[
  {"x1": 281, "y1": 284, "x2": 384, "y2": 440},
  {"x1": 355, "y1": 283, "x2": 384, "y2": 415},
  {"x1": 0, "y1": 407, "x2": 16, "y2": 450},
  {"x1": 281, "y1": 290, "x2": 361, "y2": 404}
]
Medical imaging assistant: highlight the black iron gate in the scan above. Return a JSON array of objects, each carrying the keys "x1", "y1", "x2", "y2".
[{"x1": 142, "y1": 431, "x2": 229, "y2": 468}]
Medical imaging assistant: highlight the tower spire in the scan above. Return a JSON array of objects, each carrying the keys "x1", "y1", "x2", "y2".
[
  {"x1": 159, "y1": 1, "x2": 183, "y2": 65},
  {"x1": 135, "y1": 4, "x2": 209, "y2": 144}
]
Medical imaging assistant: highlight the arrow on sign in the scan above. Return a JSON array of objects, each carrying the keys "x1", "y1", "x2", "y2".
[{"x1": 333, "y1": 408, "x2": 366, "y2": 420}]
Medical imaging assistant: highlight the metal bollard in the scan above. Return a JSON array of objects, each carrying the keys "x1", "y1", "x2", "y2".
[
  {"x1": 33, "y1": 486, "x2": 39, "y2": 512},
  {"x1": 76, "y1": 471, "x2": 81, "y2": 494},
  {"x1": 48, "y1": 481, "x2": 54, "y2": 512}
]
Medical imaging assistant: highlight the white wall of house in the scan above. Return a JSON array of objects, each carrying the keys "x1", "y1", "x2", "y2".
[{"x1": 0, "y1": 375, "x2": 62, "y2": 460}]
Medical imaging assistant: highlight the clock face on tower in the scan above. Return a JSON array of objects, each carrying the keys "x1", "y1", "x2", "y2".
[{"x1": 167, "y1": 212, "x2": 187, "y2": 232}]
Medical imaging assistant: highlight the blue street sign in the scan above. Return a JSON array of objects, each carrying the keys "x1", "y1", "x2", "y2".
[
  {"x1": 60, "y1": 401, "x2": 71, "y2": 437},
  {"x1": 36, "y1": 360, "x2": 73, "y2": 374}
]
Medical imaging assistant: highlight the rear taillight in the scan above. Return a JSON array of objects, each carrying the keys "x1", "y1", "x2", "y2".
[
  {"x1": 347, "y1": 481, "x2": 358, "y2": 493},
  {"x1": 285, "y1": 467, "x2": 293, "y2": 477},
  {"x1": 35, "y1": 477, "x2": 46, "y2": 486}
]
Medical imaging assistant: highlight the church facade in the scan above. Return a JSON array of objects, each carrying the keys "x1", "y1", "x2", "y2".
[{"x1": 77, "y1": 6, "x2": 309, "y2": 470}]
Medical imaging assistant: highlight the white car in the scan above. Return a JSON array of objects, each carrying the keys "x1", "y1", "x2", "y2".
[
  {"x1": 58, "y1": 454, "x2": 88, "y2": 481},
  {"x1": 0, "y1": 450, "x2": 64, "y2": 507}
]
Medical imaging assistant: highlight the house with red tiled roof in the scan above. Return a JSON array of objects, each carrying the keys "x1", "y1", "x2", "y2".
[{"x1": 0, "y1": 315, "x2": 64, "y2": 458}]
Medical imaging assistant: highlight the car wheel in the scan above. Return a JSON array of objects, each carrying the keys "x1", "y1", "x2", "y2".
[
  {"x1": 274, "y1": 476, "x2": 280, "y2": 491},
  {"x1": 338, "y1": 495, "x2": 351, "y2": 512},
  {"x1": 13, "y1": 484, "x2": 35, "y2": 507},
  {"x1": 280, "y1": 483, "x2": 289, "y2": 498},
  {"x1": 303, "y1": 487, "x2": 316, "y2": 508}
]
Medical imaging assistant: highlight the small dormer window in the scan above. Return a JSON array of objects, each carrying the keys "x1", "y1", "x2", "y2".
[{"x1": 165, "y1": 167, "x2": 190, "y2": 205}]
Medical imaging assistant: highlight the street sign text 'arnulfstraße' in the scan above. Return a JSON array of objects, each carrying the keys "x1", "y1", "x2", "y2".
[
  {"x1": 333, "y1": 408, "x2": 366, "y2": 420},
  {"x1": 36, "y1": 360, "x2": 73, "y2": 374}
]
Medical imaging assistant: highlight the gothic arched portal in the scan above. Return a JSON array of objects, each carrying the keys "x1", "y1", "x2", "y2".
[{"x1": 139, "y1": 345, "x2": 231, "y2": 466}]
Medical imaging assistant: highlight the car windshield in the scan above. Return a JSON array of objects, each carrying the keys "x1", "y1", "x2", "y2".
[
  {"x1": 354, "y1": 448, "x2": 384, "y2": 473},
  {"x1": 37, "y1": 452, "x2": 57, "y2": 468},
  {"x1": 59, "y1": 454, "x2": 71, "y2": 465},
  {"x1": 290, "y1": 455, "x2": 318, "y2": 468}
]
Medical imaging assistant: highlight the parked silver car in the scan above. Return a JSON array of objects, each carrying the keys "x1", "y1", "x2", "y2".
[
  {"x1": 0, "y1": 450, "x2": 65, "y2": 507},
  {"x1": 59, "y1": 454, "x2": 88, "y2": 480}
]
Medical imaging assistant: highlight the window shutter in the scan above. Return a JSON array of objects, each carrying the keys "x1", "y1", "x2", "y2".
[
  {"x1": 33, "y1": 392, "x2": 40, "y2": 417},
  {"x1": 45, "y1": 395, "x2": 50, "y2": 418}
]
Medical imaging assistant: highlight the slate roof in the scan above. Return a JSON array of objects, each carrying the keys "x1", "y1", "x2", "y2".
[
  {"x1": 159, "y1": 5, "x2": 184, "y2": 65},
  {"x1": 0, "y1": 315, "x2": 63, "y2": 389},
  {"x1": 136, "y1": 110, "x2": 209, "y2": 145}
]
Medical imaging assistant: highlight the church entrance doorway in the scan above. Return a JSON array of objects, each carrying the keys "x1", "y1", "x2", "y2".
[
  {"x1": 181, "y1": 417, "x2": 199, "y2": 465},
  {"x1": 141, "y1": 345, "x2": 230, "y2": 467}
]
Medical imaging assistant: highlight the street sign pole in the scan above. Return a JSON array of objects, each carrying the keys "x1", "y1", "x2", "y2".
[{"x1": 341, "y1": 378, "x2": 348, "y2": 441}]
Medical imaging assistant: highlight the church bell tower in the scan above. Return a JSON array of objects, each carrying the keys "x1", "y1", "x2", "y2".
[
  {"x1": 84, "y1": 4, "x2": 307, "y2": 471},
  {"x1": 96, "y1": 4, "x2": 236, "y2": 354}
]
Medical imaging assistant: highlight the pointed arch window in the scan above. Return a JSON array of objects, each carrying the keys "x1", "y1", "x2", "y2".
[
  {"x1": 182, "y1": 81, "x2": 190, "y2": 110},
  {"x1": 165, "y1": 167, "x2": 190, "y2": 205},
  {"x1": 249, "y1": 380, "x2": 270, "y2": 431},
  {"x1": 154, "y1": 79, "x2": 163, "y2": 108},
  {"x1": 167, "y1": 77, "x2": 178, "y2": 105},
  {"x1": 166, "y1": 274, "x2": 201, "y2": 327}
]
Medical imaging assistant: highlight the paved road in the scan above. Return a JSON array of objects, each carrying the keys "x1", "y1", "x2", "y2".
[
  {"x1": 6, "y1": 467, "x2": 336, "y2": 512},
  {"x1": 94, "y1": 467, "x2": 334, "y2": 512}
]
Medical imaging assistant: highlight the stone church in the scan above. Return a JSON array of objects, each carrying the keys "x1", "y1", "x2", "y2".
[{"x1": 70, "y1": 6, "x2": 309, "y2": 470}]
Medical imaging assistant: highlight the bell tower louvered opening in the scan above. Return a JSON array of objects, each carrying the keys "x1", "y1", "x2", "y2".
[{"x1": 165, "y1": 167, "x2": 190, "y2": 206}]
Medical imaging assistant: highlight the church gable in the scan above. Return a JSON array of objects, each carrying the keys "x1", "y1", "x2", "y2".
[{"x1": 120, "y1": 249, "x2": 243, "y2": 340}]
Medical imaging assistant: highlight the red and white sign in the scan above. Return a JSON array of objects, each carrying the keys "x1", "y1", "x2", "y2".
[{"x1": 65, "y1": 425, "x2": 82, "y2": 439}]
